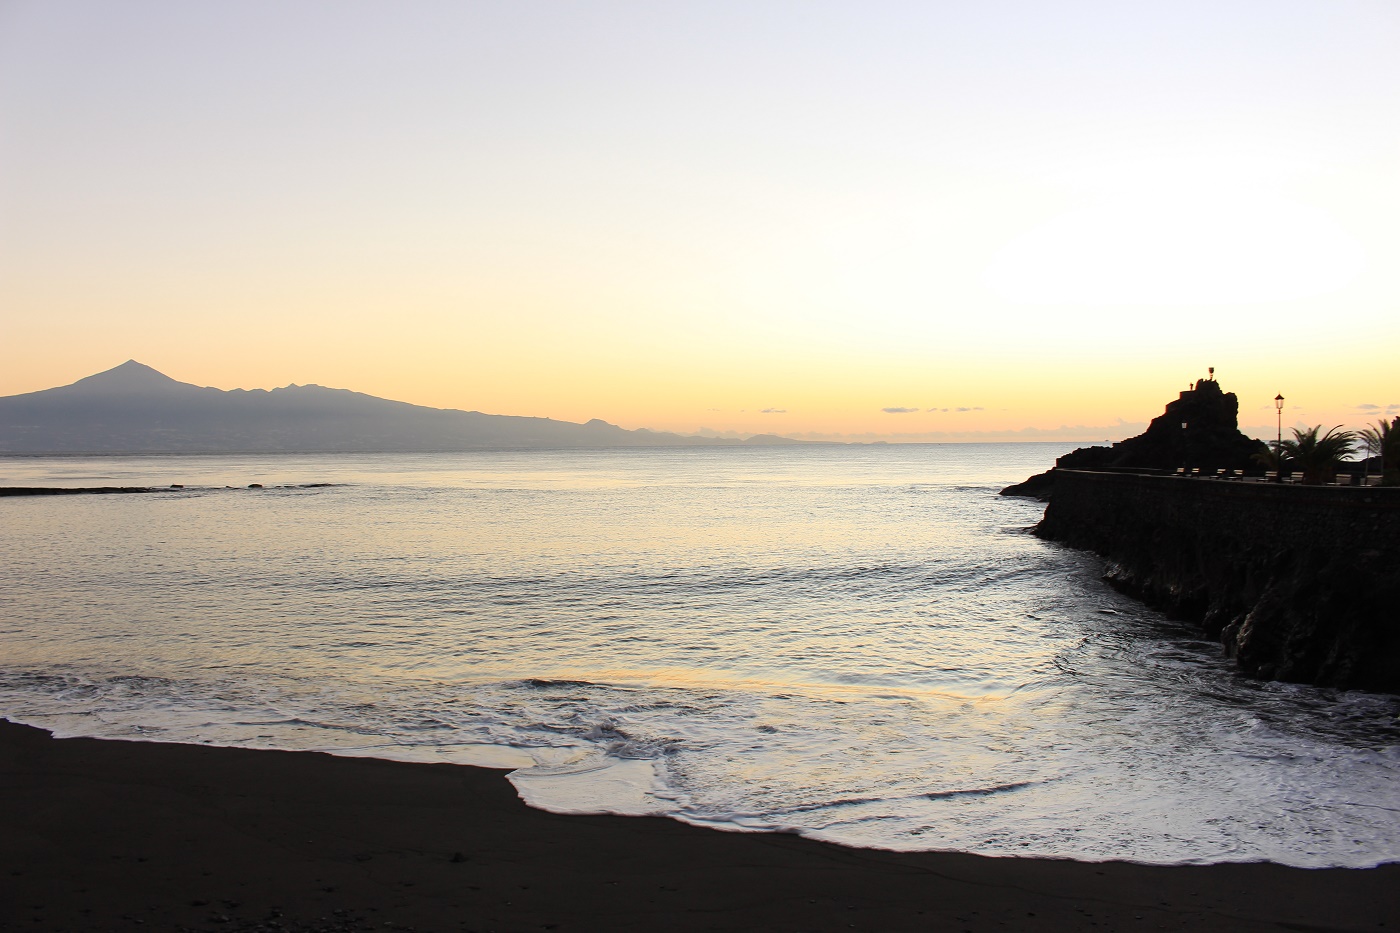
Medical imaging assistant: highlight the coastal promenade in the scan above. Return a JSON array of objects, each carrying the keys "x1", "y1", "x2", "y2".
[
  {"x1": 1037, "y1": 469, "x2": 1400, "y2": 692},
  {"x1": 1046, "y1": 467, "x2": 1400, "y2": 512}
]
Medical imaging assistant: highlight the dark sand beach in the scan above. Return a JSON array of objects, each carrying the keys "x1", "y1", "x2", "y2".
[{"x1": 2, "y1": 721, "x2": 1396, "y2": 932}]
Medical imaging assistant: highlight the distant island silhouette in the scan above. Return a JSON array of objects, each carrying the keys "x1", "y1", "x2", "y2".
[{"x1": 0, "y1": 361, "x2": 808, "y2": 453}]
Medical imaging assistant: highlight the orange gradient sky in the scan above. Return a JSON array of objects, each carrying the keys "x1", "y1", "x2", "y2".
[{"x1": 2, "y1": 1, "x2": 1397, "y2": 442}]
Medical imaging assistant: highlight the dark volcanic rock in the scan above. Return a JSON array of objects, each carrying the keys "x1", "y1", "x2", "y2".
[
  {"x1": 0, "y1": 486, "x2": 158, "y2": 497},
  {"x1": 1001, "y1": 377, "x2": 1267, "y2": 498},
  {"x1": 1068, "y1": 377, "x2": 1265, "y2": 473},
  {"x1": 997, "y1": 470, "x2": 1057, "y2": 500},
  {"x1": 1003, "y1": 379, "x2": 1396, "y2": 692},
  {"x1": 1036, "y1": 471, "x2": 1400, "y2": 693}
]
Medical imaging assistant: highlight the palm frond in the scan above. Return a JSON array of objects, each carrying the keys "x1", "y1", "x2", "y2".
[{"x1": 1277, "y1": 425, "x2": 1356, "y2": 484}]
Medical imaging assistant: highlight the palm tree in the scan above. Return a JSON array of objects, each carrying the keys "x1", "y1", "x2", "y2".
[
  {"x1": 1277, "y1": 425, "x2": 1356, "y2": 485},
  {"x1": 1251, "y1": 443, "x2": 1284, "y2": 478},
  {"x1": 1358, "y1": 417, "x2": 1400, "y2": 486}
]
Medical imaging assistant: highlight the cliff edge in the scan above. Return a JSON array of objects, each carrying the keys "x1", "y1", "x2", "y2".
[
  {"x1": 1001, "y1": 377, "x2": 1398, "y2": 694},
  {"x1": 1001, "y1": 377, "x2": 1265, "y2": 499},
  {"x1": 1035, "y1": 471, "x2": 1400, "y2": 693}
]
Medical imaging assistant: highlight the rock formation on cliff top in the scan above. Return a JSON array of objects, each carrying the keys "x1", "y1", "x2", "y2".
[{"x1": 1002, "y1": 376, "x2": 1266, "y2": 498}]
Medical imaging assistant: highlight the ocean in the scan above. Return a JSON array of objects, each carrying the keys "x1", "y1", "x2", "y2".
[{"x1": 1, "y1": 444, "x2": 1396, "y2": 867}]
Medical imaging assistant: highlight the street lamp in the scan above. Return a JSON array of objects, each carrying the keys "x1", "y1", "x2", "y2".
[{"x1": 1274, "y1": 394, "x2": 1285, "y2": 482}]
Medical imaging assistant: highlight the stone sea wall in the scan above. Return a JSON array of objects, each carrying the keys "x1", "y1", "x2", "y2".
[{"x1": 1036, "y1": 470, "x2": 1400, "y2": 694}]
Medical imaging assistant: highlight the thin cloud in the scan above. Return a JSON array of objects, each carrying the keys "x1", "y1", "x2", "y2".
[
  {"x1": 1356, "y1": 403, "x2": 1381, "y2": 410},
  {"x1": 882, "y1": 407, "x2": 920, "y2": 414},
  {"x1": 760, "y1": 408, "x2": 786, "y2": 414}
]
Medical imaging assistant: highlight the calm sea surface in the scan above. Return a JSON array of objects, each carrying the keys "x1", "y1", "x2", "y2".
[{"x1": 1, "y1": 445, "x2": 1397, "y2": 867}]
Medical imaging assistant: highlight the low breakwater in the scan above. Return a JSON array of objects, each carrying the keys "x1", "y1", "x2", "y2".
[
  {"x1": 0, "y1": 483, "x2": 337, "y2": 497},
  {"x1": 1036, "y1": 471, "x2": 1400, "y2": 694}
]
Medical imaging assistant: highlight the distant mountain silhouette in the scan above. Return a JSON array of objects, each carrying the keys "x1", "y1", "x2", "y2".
[{"x1": 0, "y1": 361, "x2": 807, "y2": 452}]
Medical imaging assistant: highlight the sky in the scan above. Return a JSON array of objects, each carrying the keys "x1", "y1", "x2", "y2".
[{"x1": 2, "y1": 0, "x2": 1397, "y2": 442}]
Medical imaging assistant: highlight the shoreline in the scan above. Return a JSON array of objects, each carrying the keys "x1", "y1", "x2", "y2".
[{"x1": 3, "y1": 720, "x2": 1396, "y2": 932}]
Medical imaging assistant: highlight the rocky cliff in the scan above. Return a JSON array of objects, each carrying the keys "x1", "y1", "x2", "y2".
[
  {"x1": 1001, "y1": 377, "x2": 1266, "y2": 499},
  {"x1": 1036, "y1": 470, "x2": 1400, "y2": 693}
]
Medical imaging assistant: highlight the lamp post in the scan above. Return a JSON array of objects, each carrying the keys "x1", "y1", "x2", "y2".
[{"x1": 1274, "y1": 394, "x2": 1285, "y2": 482}]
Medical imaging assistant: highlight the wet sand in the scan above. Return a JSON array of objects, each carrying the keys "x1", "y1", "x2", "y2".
[{"x1": 2, "y1": 719, "x2": 1395, "y2": 932}]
